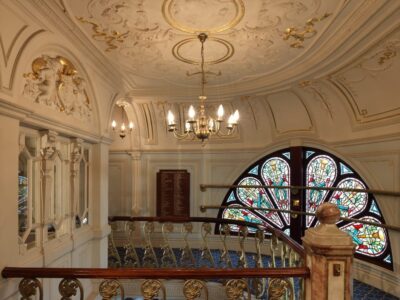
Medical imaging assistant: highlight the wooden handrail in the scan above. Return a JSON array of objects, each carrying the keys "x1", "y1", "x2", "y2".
[
  {"x1": 2, "y1": 267, "x2": 310, "y2": 279},
  {"x1": 108, "y1": 216, "x2": 305, "y2": 257}
]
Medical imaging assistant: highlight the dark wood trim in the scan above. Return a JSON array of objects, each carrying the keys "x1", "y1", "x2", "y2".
[{"x1": 2, "y1": 267, "x2": 310, "y2": 279}]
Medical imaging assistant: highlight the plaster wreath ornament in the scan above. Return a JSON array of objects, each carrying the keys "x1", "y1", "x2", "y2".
[{"x1": 23, "y1": 55, "x2": 92, "y2": 121}]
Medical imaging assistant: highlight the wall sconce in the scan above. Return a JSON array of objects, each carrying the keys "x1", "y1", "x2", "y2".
[{"x1": 111, "y1": 104, "x2": 134, "y2": 139}]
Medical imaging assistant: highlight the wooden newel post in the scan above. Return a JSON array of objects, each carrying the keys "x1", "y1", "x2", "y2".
[{"x1": 302, "y1": 203, "x2": 355, "y2": 300}]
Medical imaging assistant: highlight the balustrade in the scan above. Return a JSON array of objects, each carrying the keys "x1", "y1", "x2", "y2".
[{"x1": 2, "y1": 204, "x2": 355, "y2": 299}]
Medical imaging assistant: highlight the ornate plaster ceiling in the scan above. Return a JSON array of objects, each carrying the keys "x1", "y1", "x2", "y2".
[{"x1": 66, "y1": 0, "x2": 345, "y2": 94}]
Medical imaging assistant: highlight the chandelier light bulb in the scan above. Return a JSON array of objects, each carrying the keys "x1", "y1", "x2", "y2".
[
  {"x1": 111, "y1": 120, "x2": 117, "y2": 129},
  {"x1": 208, "y1": 118, "x2": 214, "y2": 130},
  {"x1": 121, "y1": 123, "x2": 126, "y2": 131},
  {"x1": 188, "y1": 105, "x2": 196, "y2": 120},
  {"x1": 129, "y1": 121, "x2": 134, "y2": 130},
  {"x1": 167, "y1": 110, "x2": 175, "y2": 125},
  {"x1": 217, "y1": 104, "x2": 224, "y2": 119},
  {"x1": 233, "y1": 109, "x2": 239, "y2": 123},
  {"x1": 185, "y1": 121, "x2": 191, "y2": 132}
]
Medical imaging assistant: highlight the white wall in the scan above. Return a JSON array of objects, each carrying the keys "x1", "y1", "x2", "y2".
[{"x1": 109, "y1": 136, "x2": 400, "y2": 296}]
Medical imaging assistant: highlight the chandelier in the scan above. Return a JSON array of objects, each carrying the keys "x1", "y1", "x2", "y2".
[
  {"x1": 167, "y1": 33, "x2": 239, "y2": 142},
  {"x1": 111, "y1": 104, "x2": 134, "y2": 139}
]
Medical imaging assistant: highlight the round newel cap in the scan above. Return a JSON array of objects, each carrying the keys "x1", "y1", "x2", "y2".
[{"x1": 316, "y1": 203, "x2": 340, "y2": 224}]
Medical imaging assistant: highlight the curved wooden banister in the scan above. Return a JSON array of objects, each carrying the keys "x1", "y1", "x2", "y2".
[
  {"x1": 108, "y1": 216, "x2": 305, "y2": 258},
  {"x1": 2, "y1": 267, "x2": 310, "y2": 279}
]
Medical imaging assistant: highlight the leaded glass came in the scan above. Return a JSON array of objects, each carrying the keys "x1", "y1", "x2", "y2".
[{"x1": 218, "y1": 147, "x2": 393, "y2": 270}]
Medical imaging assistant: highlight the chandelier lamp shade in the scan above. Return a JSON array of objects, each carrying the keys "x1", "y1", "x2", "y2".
[
  {"x1": 167, "y1": 33, "x2": 239, "y2": 142},
  {"x1": 111, "y1": 104, "x2": 134, "y2": 139}
]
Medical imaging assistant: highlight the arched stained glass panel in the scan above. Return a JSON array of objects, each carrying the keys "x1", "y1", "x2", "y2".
[
  {"x1": 261, "y1": 158, "x2": 290, "y2": 224},
  {"x1": 236, "y1": 177, "x2": 283, "y2": 228},
  {"x1": 340, "y1": 217, "x2": 387, "y2": 257},
  {"x1": 222, "y1": 205, "x2": 266, "y2": 233},
  {"x1": 306, "y1": 155, "x2": 337, "y2": 226},
  {"x1": 218, "y1": 147, "x2": 393, "y2": 270},
  {"x1": 329, "y1": 178, "x2": 368, "y2": 218}
]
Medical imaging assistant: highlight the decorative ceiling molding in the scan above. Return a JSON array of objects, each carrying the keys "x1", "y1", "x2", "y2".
[
  {"x1": 162, "y1": 0, "x2": 245, "y2": 34},
  {"x1": 283, "y1": 12, "x2": 331, "y2": 48},
  {"x1": 327, "y1": 29, "x2": 400, "y2": 124}
]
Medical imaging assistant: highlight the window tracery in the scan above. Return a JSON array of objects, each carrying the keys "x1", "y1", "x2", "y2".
[{"x1": 218, "y1": 147, "x2": 393, "y2": 269}]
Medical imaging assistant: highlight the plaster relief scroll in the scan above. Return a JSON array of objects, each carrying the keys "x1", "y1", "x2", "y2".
[{"x1": 23, "y1": 55, "x2": 92, "y2": 121}]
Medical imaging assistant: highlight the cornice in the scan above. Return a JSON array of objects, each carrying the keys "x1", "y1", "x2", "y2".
[{"x1": 0, "y1": 97, "x2": 111, "y2": 143}]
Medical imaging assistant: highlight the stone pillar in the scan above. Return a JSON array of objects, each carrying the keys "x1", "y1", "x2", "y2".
[{"x1": 302, "y1": 203, "x2": 355, "y2": 300}]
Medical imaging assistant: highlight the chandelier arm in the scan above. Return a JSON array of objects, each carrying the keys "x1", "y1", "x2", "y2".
[
  {"x1": 170, "y1": 129, "x2": 192, "y2": 140},
  {"x1": 215, "y1": 126, "x2": 236, "y2": 138}
]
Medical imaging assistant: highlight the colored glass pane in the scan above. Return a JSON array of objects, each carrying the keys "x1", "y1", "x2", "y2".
[
  {"x1": 261, "y1": 158, "x2": 290, "y2": 224},
  {"x1": 222, "y1": 206, "x2": 262, "y2": 233},
  {"x1": 340, "y1": 162, "x2": 353, "y2": 175},
  {"x1": 369, "y1": 200, "x2": 381, "y2": 216},
  {"x1": 249, "y1": 166, "x2": 259, "y2": 175},
  {"x1": 236, "y1": 177, "x2": 284, "y2": 228},
  {"x1": 306, "y1": 151, "x2": 315, "y2": 159},
  {"x1": 329, "y1": 178, "x2": 367, "y2": 218},
  {"x1": 283, "y1": 152, "x2": 290, "y2": 159},
  {"x1": 306, "y1": 155, "x2": 337, "y2": 226},
  {"x1": 340, "y1": 217, "x2": 387, "y2": 257},
  {"x1": 384, "y1": 255, "x2": 392, "y2": 264},
  {"x1": 227, "y1": 191, "x2": 236, "y2": 203}
]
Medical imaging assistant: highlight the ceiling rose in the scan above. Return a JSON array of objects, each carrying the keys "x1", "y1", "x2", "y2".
[
  {"x1": 162, "y1": 0, "x2": 245, "y2": 34},
  {"x1": 172, "y1": 36, "x2": 234, "y2": 65}
]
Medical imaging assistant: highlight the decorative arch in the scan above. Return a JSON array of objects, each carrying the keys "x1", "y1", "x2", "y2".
[{"x1": 217, "y1": 147, "x2": 393, "y2": 270}]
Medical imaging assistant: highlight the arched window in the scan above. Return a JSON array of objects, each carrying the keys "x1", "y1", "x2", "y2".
[{"x1": 217, "y1": 147, "x2": 393, "y2": 270}]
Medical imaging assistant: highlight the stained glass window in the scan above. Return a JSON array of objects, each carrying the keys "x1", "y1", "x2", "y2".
[{"x1": 218, "y1": 147, "x2": 393, "y2": 270}]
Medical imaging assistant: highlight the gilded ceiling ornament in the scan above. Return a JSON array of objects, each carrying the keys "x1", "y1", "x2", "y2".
[
  {"x1": 162, "y1": 0, "x2": 245, "y2": 34},
  {"x1": 283, "y1": 13, "x2": 331, "y2": 48},
  {"x1": 76, "y1": 17, "x2": 130, "y2": 52},
  {"x1": 23, "y1": 55, "x2": 92, "y2": 121}
]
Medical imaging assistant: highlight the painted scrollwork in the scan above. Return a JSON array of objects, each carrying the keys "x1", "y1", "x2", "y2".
[
  {"x1": 23, "y1": 55, "x2": 92, "y2": 120},
  {"x1": 283, "y1": 13, "x2": 331, "y2": 48}
]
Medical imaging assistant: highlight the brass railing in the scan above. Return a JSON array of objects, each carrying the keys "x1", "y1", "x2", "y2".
[
  {"x1": 2, "y1": 217, "x2": 310, "y2": 300},
  {"x1": 1, "y1": 267, "x2": 309, "y2": 300},
  {"x1": 2, "y1": 217, "x2": 309, "y2": 299},
  {"x1": 106, "y1": 216, "x2": 307, "y2": 299}
]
